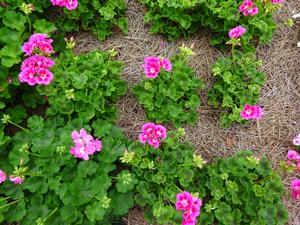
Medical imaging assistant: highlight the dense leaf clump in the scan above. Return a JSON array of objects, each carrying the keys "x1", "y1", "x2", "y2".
[
  {"x1": 133, "y1": 52, "x2": 204, "y2": 127},
  {"x1": 37, "y1": 50, "x2": 127, "y2": 123}
]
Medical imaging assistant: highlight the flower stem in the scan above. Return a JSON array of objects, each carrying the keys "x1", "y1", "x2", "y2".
[
  {"x1": 0, "y1": 198, "x2": 23, "y2": 209},
  {"x1": 8, "y1": 120, "x2": 29, "y2": 132},
  {"x1": 43, "y1": 207, "x2": 58, "y2": 222}
]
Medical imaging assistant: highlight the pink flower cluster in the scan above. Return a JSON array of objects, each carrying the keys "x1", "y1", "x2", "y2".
[
  {"x1": 229, "y1": 25, "x2": 247, "y2": 39},
  {"x1": 19, "y1": 34, "x2": 55, "y2": 86},
  {"x1": 143, "y1": 56, "x2": 172, "y2": 78},
  {"x1": 70, "y1": 129, "x2": 102, "y2": 160},
  {"x1": 176, "y1": 191, "x2": 202, "y2": 225},
  {"x1": 239, "y1": 0, "x2": 259, "y2": 16},
  {"x1": 287, "y1": 150, "x2": 300, "y2": 173},
  {"x1": 293, "y1": 133, "x2": 300, "y2": 146},
  {"x1": 240, "y1": 104, "x2": 264, "y2": 120},
  {"x1": 21, "y1": 34, "x2": 54, "y2": 56},
  {"x1": 139, "y1": 122, "x2": 167, "y2": 148},
  {"x1": 271, "y1": 0, "x2": 284, "y2": 4},
  {"x1": 0, "y1": 170, "x2": 24, "y2": 185},
  {"x1": 291, "y1": 179, "x2": 300, "y2": 200},
  {"x1": 50, "y1": 0, "x2": 78, "y2": 10}
]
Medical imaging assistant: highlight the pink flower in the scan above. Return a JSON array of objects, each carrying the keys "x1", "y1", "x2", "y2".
[
  {"x1": 160, "y1": 58, "x2": 172, "y2": 71},
  {"x1": 293, "y1": 134, "x2": 300, "y2": 146},
  {"x1": 271, "y1": 0, "x2": 284, "y2": 4},
  {"x1": 19, "y1": 55, "x2": 55, "y2": 86},
  {"x1": 143, "y1": 56, "x2": 161, "y2": 78},
  {"x1": 70, "y1": 129, "x2": 102, "y2": 160},
  {"x1": 50, "y1": 0, "x2": 78, "y2": 10},
  {"x1": 143, "y1": 56, "x2": 172, "y2": 78},
  {"x1": 240, "y1": 104, "x2": 264, "y2": 120},
  {"x1": 176, "y1": 191, "x2": 193, "y2": 211},
  {"x1": 139, "y1": 123, "x2": 167, "y2": 148},
  {"x1": 9, "y1": 175, "x2": 23, "y2": 185},
  {"x1": 287, "y1": 150, "x2": 300, "y2": 161},
  {"x1": 176, "y1": 191, "x2": 202, "y2": 225},
  {"x1": 0, "y1": 170, "x2": 6, "y2": 184},
  {"x1": 291, "y1": 179, "x2": 300, "y2": 200},
  {"x1": 239, "y1": 0, "x2": 259, "y2": 16},
  {"x1": 229, "y1": 26, "x2": 247, "y2": 39},
  {"x1": 22, "y1": 33, "x2": 54, "y2": 56}
]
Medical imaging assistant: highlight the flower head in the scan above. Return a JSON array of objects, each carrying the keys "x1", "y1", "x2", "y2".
[
  {"x1": 70, "y1": 129, "x2": 102, "y2": 160},
  {"x1": 229, "y1": 26, "x2": 247, "y2": 39},
  {"x1": 139, "y1": 123, "x2": 167, "y2": 148},
  {"x1": 22, "y1": 33, "x2": 54, "y2": 56},
  {"x1": 239, "y1": 0, "x2": 259, "y2": 16},
  {"x1": 9, "y1": 175, "x2": 24, "y2": 185},
  {"x1": 176, "y1": 191, "x2": 202, "y2": 225},
  {"x1": 240, "y1": 104, "x2": 264, "y2": 120},
  {"x1": 0, "y1": 170, "x2": 6, "y2": 184},
  {"x1": 50, "y1": 0, "x2": 78, "y2": 10},
  {"x1": 291, "y1": 179, "x2": 300, "y2": 200},
  {"x1": 271, "y1": 0, "x2": 284, "y2": 4},
  {"x1": 293, "y1": 133, "x2": 300, "y2": 146},
  {"x1": 143, "y1": 56, "x2": 172, "y2": 78}
]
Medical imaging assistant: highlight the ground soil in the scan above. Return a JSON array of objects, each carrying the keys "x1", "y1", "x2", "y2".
[{"x1": 74, "y1": 0, "x2": 300, "y2": 224}]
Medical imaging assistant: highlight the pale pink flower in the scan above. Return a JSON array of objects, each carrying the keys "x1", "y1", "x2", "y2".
[
  {"x1": 291, "y1": 179, "x2": 300, "y2": 200},
  {"x1": 160, "y1": 58, "x2": 172, "y2": 71},
  {"x1": 0, "y1": 170, "x2": 6, "y2": 184},
  {"x1": 293, "y1": 134, "x2": 300, "y2": 146},
  {"x1": 271, "y1": 0, "x2": 284, "y2": 4},
  {"x1": 229, "y1": 26, "x2": 247, "y2": 39},
  {"x1": 9, "y1": 175, "x2": 23, "y2": 185},
  {"x1": 240, "y1": 104, "x2": 263, "y2": 120},
  {"x1": 239, "y1": 0, "x2": 259, "y2": 16},
  {"x1": 70, "y1": 129, "x2": 102, "y2": 160}
]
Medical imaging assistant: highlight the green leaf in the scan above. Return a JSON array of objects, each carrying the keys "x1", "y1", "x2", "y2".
[
  {"x1": 85, "y1": 201, "x2": 106, "y2": 222},
  {"x1": 3, "y1": 10, "x2": 27, "y2": 31},
  {"x1": 109, "y1": 190, "x2": 134, "y2": 216},
  {"x1": 33, "y1": 19, "x2": 57, "y2": 34}
]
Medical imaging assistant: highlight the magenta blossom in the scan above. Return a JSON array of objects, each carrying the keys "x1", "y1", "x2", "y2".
[
  {"x1": 0, "y1": 170, "x2": 6, "y2": 184},
  {"x1": 240, "y1": 104, "x2": 264, "y2": 120},
  {"x1": 50, "y1": 0, "x2": 78, "y2": 10},
  {"x1": 239, "y1": 0, "x2": 259, "y2": 16},
  {"x1": 176, "y1": 191, "x2": 202, "y2": 225},
  {"x1": 22, "y1": 33, "x2": 54, "y2": 56},
  {"x1": 143, "y1": 56, "x2": 172, "y2": 78},
  {"x1": 287, "y1": 150, "x2": 300, "y2": 161},
  {"x1": 139, "y1": 122, "x2": 167, "y2": 148},
  {"x1": 19, "y1": 55, "x2": 55, "y2": 86},
  {"x1": 70, "y1": 129, "x2": 102, "y2": 160},
  {"x1": 271, "y1": 0, "x2": 284, "y2": 4},
  {"x1": 291, "y1": 179, "x2": 300, "y2": 200},
  {"x1": 293, "y1": 133, "x2": 300, "y2": 146},
  {"x1": 229, "y1": 26, "x2": 247, "y2": 39},
  {"x1": 9, "y1": 175, "x2": 23, "y2": 185}
]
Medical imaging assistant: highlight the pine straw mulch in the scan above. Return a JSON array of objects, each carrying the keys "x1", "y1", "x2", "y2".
[{"x1": 73, "y1": 0, "x2": 300, "y2": 224}]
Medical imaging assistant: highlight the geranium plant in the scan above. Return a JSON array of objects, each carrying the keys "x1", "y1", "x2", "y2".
[
  {"x1": 196, "y1": 150, "x2": 288, "y2": 225},
  {"x1": 132, "y1": 47, "x2": 204, "y2": 127},
  {"x1": 0, "y1": 116, "x2": 134, "y2": 224},
  {"x1": 207, "y1": 51, "x2": 266, "y2": 127},
  {"x1": 37, "y1": 49, "x2": 127, "y2": 122}
]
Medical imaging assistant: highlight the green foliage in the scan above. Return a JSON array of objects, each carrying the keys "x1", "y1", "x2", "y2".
[
  {"x1": 123, "y1": 130, "x2": 201, "y2": 224},
  {"x1": 132, "y1": 53, "x2": 204, "y2": 127},
  {"x1": 0, "y1": 116, "x2": 133, "y2": 225},
  {"x1": 37, "y1": 50, "x2": 127, "y2": 123},
  {"x1": 140, "y1": 0, "x2": 278, "y2": 48},
  {"x1": 207, "y1": 51, "x2": 266, "y2": 127},
  {"x1": 197, "y1": 150, "x2": 288, "y2": 225}
]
